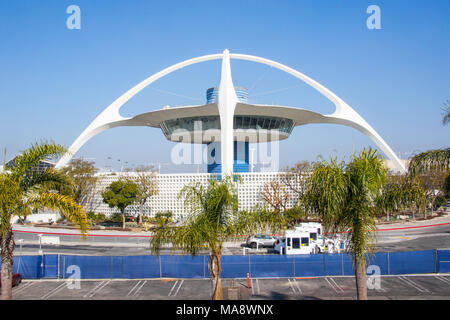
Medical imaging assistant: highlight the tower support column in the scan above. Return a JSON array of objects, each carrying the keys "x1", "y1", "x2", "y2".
[{"x1": 217, "y1": 49, "x2": 238, "y2": 176}]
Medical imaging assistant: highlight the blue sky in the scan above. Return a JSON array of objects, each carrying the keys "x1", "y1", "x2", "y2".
[{"x1": 1, "y1": 0, "x2": 449, "y2": 172}]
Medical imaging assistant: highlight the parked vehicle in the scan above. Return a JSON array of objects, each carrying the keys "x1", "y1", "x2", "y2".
[
  {"x1": 274, "y1": 222, "x2": 346, "y2": 255},
  {"x1": 246, "y1": 234, "x2": 277, "y2": 248},
  {"x1": 274, "y1": 229, "x2": 314, "y2": 254},
  {"x1": 0, "y1": 273, "x2": 22, "y2": 288}
]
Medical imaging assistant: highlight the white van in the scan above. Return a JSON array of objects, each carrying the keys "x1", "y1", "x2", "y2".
[
  {"x1": 274, "y1": 222, "x2": 345, "y2": 254},
  {"x1": 274, "y1": 229, "x2": 315, "y2": 255}
]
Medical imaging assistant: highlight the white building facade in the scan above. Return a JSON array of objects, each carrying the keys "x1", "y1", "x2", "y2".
[{"x1": 87, "y1": 171, "x2": 301, "y2": 221}]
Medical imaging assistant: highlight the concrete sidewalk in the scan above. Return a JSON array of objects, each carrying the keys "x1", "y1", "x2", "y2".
[{"x1": 376, "y1": 213, "x2": 450, "y2": 230}]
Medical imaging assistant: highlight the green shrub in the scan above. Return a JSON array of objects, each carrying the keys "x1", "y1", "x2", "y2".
[
  {"x1": 95, "y1": 213, "x2": 107, "y2": 222},
  {"x1": 87, "y1": 211, "x2": 96, "y2": 221},
  {"x1": 125, "y1": 222, "x2": 138, "y2": 228},
  {"x1": 434, "y1": 195, "x2": 447, "y2": 210},
  {"x1": 110, "y1": 212, "x2": 123, "y2": 222}
]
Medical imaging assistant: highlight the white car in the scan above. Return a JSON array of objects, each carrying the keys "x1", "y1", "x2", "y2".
[{"x1": 246, "y1": 234, "x2": 277, "y2": 248}]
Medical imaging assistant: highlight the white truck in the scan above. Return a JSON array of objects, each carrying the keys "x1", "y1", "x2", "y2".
[{"x1": 274, "y1": 222, "x2": 345, "y2": 255}]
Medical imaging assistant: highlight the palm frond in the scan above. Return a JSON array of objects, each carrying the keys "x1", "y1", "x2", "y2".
[
  {"x1": 10, "y1": 141, "x2": 66, "y2": 181},
  {"x1": 0, "y1": 174, "x2": 21, "y2": 237},
  {"x1": 20, "y1": 168, "x2": 74, "y2": 195},
  {"x1": 441, "y1": 101, "x2": 450, "y2": 126},
  {"x1": 408, "y1": 148, "x2": 450, "y2": 176},
  {"x1": 28, "y1": 192, "x2": 89, "y2": 236}
]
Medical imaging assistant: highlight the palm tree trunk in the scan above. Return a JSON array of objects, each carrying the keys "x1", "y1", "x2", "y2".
[
  {"x1": 355, "y1": 255, "x2": 368, "y2": 300},
  {"x1": 429, "y1": 198, "x2": 434, "y2": 218},
  {"x1": 122, "y1": 210, "x2": 126, "y2": 229},
  {"x1": 138, "y1": 199, "x2": 144, "y2": 225},
  {"x1": 208, "y1": 251, "x2": 223, "y2": 300},
  {"x1": 1, "y1": 227, "x2": 15, "y2": 300}
]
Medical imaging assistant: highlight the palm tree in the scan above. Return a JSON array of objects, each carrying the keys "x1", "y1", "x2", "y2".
[
  {"x1": 303, "y1": 148, "x2": 386, "y2": 300},
  {"x1": 150, "y1": 175, "x2": 259, "y2": 300},
  {"x1": 442, "y1": 100, "x2": 450, "y2": 126},
  {"x1": 408, "y1": 148, "x2": 450, "y2": 176},
  {"x1": 376, "y1": 174, "x2": 426, "y2": 221},
  {"x1": 404, "y1": 105, "x2": 450, "y2": 216},
  {"x1": 408, "y1": 149, "x2": 449, "y2": 216},
  {"x1": 0, "y1": 142, "x2": 89, "y2": 300}
]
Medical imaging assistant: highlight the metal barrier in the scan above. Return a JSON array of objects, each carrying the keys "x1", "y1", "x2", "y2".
[
  {"x1": 437, "y1": 250, "x2": 450, "y2": 273},
  {"x1": 4, "y1": 249, "x2": 449, "y2": 280}
]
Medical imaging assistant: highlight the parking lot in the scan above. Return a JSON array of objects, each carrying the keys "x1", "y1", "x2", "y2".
[{"x1": 11, "y1": 274, "x2": 450, "y2": 300}]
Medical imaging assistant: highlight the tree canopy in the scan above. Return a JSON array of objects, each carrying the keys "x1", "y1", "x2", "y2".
[
  {"x1": 102, "y1": 179, "x2": 139, "y2": 228},
  {"x1": 0, "y1": 142, "x2": 89, "y2": 300},
  {"x1": 59, "y1": 158, "x2": 99, "y2": 208},
  {"x1": 302, "y1": 148, "x2": 387, "y2": 300}
]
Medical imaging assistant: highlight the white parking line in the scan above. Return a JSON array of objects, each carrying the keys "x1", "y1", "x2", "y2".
[
  {"x1": 288, "y1": 279, "x2": 302, "y2": 294},
  {"x1": 133, "y1": 280, "x2": 147, "y2": 296},
  {"x1": 127, "y1": 280, "x2": 147, "y2": 297},
  {"x1": 255, "y1": 279, "x2": 260, "y2": 295},
  {"x1": 293, "y1": 279, "x2": 302, "y2": 294},
  {"x1": 325, "y1": 277, "x2": 344, "y2": 293},
  {"x1": 174, "y1": 280, "x2": 184, "y2": 296},
  {"x1": 329, "y1": 277, "x2": 344, "y2": 292},
  {"x1": 324, "y1": 278, "x2": 337, "y2": 293},
  {"x1": 287, "y1": 279, "x2": 296, "y2": 293},
  {"x1": 13, "y1": 281, "x2": 34, "y2": 295},
  {"x1": 434, "y1": 276, "x2": 450, "y2": 285},
  {"x1": 168, "y1": 281, "x2": 179, "y2": 296},
  {"x1": 127, "y1": 280, "x2": 141, "y2": 296},
  {"x1": 84, "y1": 281, "x2": 105, "y2": 298},
  {"x1": 398, "y1": 276, "x2": 430, "y2": 293},
  {"x1": 83, "y1": 280, "x2": 111, "y2": 298},
  {"x1": 250, "y1": 279, "x2": 254, "y2": 295},
  {"x1": 41, "y1": 282, "x2": 67, "y2": 300},
  {"x1": 168, "y1": 280, "x2": 184, "y2": 297}
]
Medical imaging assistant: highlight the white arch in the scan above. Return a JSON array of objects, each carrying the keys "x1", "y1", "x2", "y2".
[
  {"x1": 55, "y1": 53, "x2": 222, "y2": 168},
  {"x1": 55, "y1": 50, "x2": 405, "y2": 173},
  {"x1": 230, "y1": 53, "x2": 406, "y2": 172}
]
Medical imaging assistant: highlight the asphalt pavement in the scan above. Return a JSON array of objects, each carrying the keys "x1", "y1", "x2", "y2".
[
  {"x1": 11, "y1": 275, "x2": 450, "y2": 300},
  {"x1": 11, "y1": 213, "x2": 450, "y2": 256}
]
